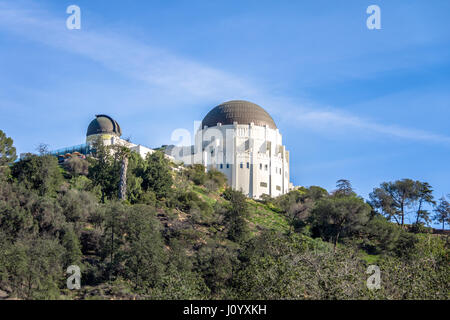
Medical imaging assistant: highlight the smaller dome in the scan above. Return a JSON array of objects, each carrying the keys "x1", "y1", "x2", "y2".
[{"x1": 86, "y1": 115, "x2": 122, "y2": 137}]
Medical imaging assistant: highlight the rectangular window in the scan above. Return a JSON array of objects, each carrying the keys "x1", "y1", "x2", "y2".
[
  {"x1": 276, "y1": 186, "x2": 281, "y2": 191},
  {"x1": 240, "y1": 162, "x2": 243, "y2": 169},
  {"x1": 265, "y1": 164, "x2": 268, "y2": 171},
  {"x1": 247, "y1": 162, "x2": 249, "y2": 169},
  {"x1": 220, "y1": 164, "x2": 223, "y2": 169},
  {"x1": 260, "y1": 163, "x2": 262, "y2": 170},
  {"x1": 227, "y1": 164, "x2": 230, "y2": 169},
  {"x1": 260, "y1": 182, "x2": 267, "y2": 187}
]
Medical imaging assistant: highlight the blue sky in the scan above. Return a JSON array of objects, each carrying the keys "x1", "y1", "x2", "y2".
[{"x1": 0, "y1": 0, "x2": 449, "y2": 225}]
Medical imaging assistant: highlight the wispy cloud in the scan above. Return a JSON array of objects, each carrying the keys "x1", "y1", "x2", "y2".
[
  {"x1": 288, "y1": 107, "x2": 450, "y2": 144},
  {"x1": 1, "y1": 0, "x2": 449, "y2": 146},
  {"x1": 0, "y1": 1, "x2": 258, "y2": 101}
]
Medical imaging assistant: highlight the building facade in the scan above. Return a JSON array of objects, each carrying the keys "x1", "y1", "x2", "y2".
[
  {"x1": 86, "y1": 114, "x2": 156, "y2": 159},
  {"x1": 50, "y1": 102, "x2": 292, "y2": 199},
  {"x1": 168, "y1": 100, "x2": 292, "y2": 199}
]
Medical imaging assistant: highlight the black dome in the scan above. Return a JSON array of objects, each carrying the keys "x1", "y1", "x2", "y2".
[
  {"x1": 86, "y1": 115, "x2": 122, "y2": 137},
  {"x1": 202, "y1": 100, "x2": 277, "y2": 129}
]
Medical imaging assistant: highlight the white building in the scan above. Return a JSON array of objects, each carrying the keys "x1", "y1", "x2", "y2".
[
  {"x1": 86, "y1": 114, "x2": 173, "y2": 160},
  {"x1": 168, "y1": 100, "x2": 292, "y2": 199}
]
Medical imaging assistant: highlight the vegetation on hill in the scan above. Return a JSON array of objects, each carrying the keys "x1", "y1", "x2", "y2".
[{"x1": 0, "y1": 130, "x2": 449, "y2": 300}]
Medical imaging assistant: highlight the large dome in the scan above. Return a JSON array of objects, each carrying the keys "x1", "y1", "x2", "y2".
[
  {"x1": 202, "y1": 100, "x2": 277, "y2": 130},
  {"x1": 86, "y1": 114, "x2": 122, "y2": 137}
]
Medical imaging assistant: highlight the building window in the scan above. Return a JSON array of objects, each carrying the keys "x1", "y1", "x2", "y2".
[
  {"x1": 227, "y1": 164, "x2": 230, "y2": 169},
  {"x1": 276, "y1": 186, "x2": 281, "y2": 191},
  {"x1": 220, "y1": 164, "x2": 223, "y2": 169},
  {"x1": 265, "y1": 164, "x2": 268, "y2": 171},
  {"x1": 260, "y1": 182, "x2": 267, "y2": 188},
  {"x1": 240, "y1": 162, "x2": 243, "y2": 169},
  {"x1": 247, "y1": 162, "x2": 249, "y2": 169},
  {"x1": 260, "y1": 163, "x2": 262, "y2": 170}
]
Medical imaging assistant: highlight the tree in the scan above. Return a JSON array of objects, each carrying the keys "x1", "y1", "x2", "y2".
[
  {"x1": 1, "y1": 236, "x2": 65, "y2": 299},
  {"x1": 413, "y1": 181, "x2": 435, "y2": 225},
  {"x1": 102, "y1": 202, "x2": 126, "y2": 280},
  {"x1": 311, "y1": 195, "x2": 371, "y2": 252},
  {"x1": 125, "y1": 151, "x2": 145, "y2": 204},
  {"x1": 205, "y1": 169, "x2": 227, "y2": 192},
  {"x1": 142, "y1": 151, "x2": 173, "y2": 200},
  {"x1": 61, "y1": 226, "x2": 82, "y2": 266},
  {"x1": 223, "y1": 188, "x2": 250, "y2": 243},
  {"x1": 36, "y1": 143, "x2": 50, "y2": 156},
  {"x1": 11, "y1": 154, "x2": 63, "y2": 197},
  {"x1": 63, "y1": 157, "x2": 89, "y2": 177},
  {"x1": 119, "y1": 205, "x2": 166, "y2": 291},
  {"x1": 88, "y1": 138, "x2": 120, "y2": 203},
  {"x1": 185, "y1": 164, "x2": 207, "y2": 185},
  {"x1": 369, "y1": 179, "x2": 418, "y2": 226},
  {"x1": 334, "y1": 179, "x2": 354, "y2": 197},
  {"x1": 0, "y1": 129, "x2": 17, "y2": 166},
  {"x1": 117, "y1": 146, "x2": 131, "y2": 201},
  {"x1": 434, "y1": 196, "x2": 450, "y2": 230}
]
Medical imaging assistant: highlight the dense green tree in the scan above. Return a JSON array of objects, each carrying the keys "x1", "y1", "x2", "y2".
[
  {"x1": 433, "y1": 196, "x2": 450, "y2": 230},
  {"x1": 195, "y1": 241, "x2": 238, "y2": 297},
  {"x1": 118, "y1": 205, "x2": 166, "y2": 291},
  {"x1": 11, "y1": 154, "x2": 64, "y2": 197},
  {"x1": 88, "y1": 138, "x2": 121, "y2": 202},
  {"x1": 58, "y1": 189, "x2": 98, "y2": 234},
  {"x1": 0, "y1": 130, "x2": 16, "y2": 181},
  {"x1": 101, "y1": 202, "x2": 126, "y2": 279},
  {"x1": 0, "y1": 236, "x2": 65, "y2": 299},
  {"x1": 0, "y1": 129, "x2": 17, "y2": 166},
  {"x1": 311, "y1": 195, "x2": 371, "y2": 252},
  {"x1": 185, "y1": 164, "x2": 207, "y2": 186},
  {"x1": 0, "y1": 183, "x2": 36, "y2": 239},
  {"x1": 222, "y1": 188, "x2": 250, "y2": 243},
  {"x1": 363, "y1": 215, "x2": 403, "y2": 254},
  {"x1": 125, "y1": 152, "x2": 145, "y2": 204},
  {"x1": 142, "y1": 151, "x2": 173, "y2": 200},
  {"x1": 61, "y1": 226, "x2": 82, "y2": 267}
]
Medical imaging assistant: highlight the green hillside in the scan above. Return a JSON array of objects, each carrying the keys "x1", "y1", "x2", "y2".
[{"x1": 0, "y1": 133, "x2": 449, "y2": 300}]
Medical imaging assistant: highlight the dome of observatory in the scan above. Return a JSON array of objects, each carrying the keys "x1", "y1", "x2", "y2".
[
  {"x1": 86, "y1": 115, "x2": 122, "y2": 137},
  {"x1": 201, "y1": 100, "x2": 277, "y2": 130}
]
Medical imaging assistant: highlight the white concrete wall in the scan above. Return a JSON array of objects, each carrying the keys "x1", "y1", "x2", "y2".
[{"x1": 171, "y1": 122, "x2": 290, "y2": 199}]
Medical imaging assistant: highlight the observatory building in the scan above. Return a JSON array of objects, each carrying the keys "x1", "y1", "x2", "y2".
[
  {"x1": 85, "y1": 114, "x2": 157, "y2": 159},
  {"x1": 51, "y1": 114, "x2": 157, "y2": 162},
  {"x1": 168, "y1": 100, "x2": 291, "y2": 199},
  {"x1": 49, "y1": 101, "x2": 292, "y2": 199}
]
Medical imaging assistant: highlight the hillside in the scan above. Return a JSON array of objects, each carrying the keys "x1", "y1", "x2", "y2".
[{"x1": 0, "y1": 136, "x2": 449, "y2": 300}]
